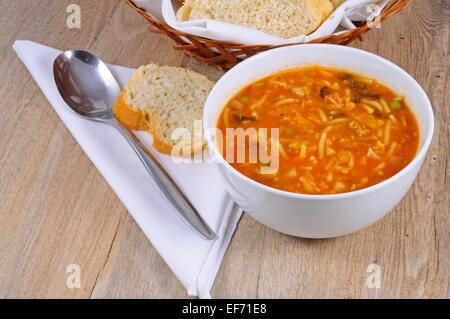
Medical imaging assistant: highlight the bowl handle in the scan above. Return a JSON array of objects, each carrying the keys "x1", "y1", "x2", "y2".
[{"x1": 224, "y1": 170, "x2": 254, "y2": 208}]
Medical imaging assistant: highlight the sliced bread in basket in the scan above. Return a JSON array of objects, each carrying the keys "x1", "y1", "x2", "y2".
[{"x1": 176, "y1": 0, "x2": 335, "y2": 38}]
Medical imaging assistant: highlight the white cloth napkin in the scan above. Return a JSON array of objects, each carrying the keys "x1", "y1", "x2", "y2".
[
  {"x1": 133, "y1": 0, "x2": 391, "y2": 45},
  {"x1": 13, "y1": 40, "x2": 243, "y2": 299}
]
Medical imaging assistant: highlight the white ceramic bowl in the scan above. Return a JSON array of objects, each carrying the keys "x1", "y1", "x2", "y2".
[{"x1": 204, "y1": 44, "x2": 434, "y2": 238}]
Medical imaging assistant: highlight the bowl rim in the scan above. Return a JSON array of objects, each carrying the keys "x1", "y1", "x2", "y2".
[{"x1": 204, "y1": 44, "x2": 435, "y2": 201}]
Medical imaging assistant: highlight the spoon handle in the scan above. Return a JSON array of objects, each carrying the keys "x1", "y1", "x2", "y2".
[{"x1": 112, "y1": 120, "x2": 217, "y2": 240}]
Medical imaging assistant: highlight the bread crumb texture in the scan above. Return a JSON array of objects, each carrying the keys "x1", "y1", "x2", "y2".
[
  {"x1": 124, "y1": 64, "x2": 214, "y2": 155},
  {"x1": 177, "y1": 0, "x2": 335, "y2": 38}
]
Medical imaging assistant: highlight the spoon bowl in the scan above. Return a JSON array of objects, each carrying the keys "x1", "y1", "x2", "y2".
[{"x1": 54, "y1": 50, "x2": 120, "y2": 121}]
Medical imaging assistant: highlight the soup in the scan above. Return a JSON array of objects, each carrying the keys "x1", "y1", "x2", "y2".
[{"x1": 217, "y1": 66, "x2": 420, "y2": 195}]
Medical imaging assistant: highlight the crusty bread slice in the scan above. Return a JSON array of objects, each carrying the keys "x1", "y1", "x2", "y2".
[
  {"x1": 177, "y1": 0, "x2": 334, "y2": 38},
  {"x1": 330, "y1": 0, "x2": 346, "y2": 8},
  {"x1": 123, "y1": 64, "x2": 214, "y2": 156}
]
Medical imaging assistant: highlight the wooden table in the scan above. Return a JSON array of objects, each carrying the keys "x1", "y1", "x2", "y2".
[{"x1": 0, "y1": 0, "x2": 448, "y2": 299}]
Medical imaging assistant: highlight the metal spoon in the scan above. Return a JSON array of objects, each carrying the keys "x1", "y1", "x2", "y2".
[{"x1": 53, "y1": 50, "x2": 216, "y2": 240}]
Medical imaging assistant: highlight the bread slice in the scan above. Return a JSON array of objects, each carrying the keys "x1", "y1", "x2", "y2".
[
  {"x1": 177, "y1": 0, "x2": 334, "y2": 38},
  {"x1": 330, "y1": 0, "x2": 345, "y2": 8},
  {"x1": 123, "y1": 64, "x2": 214, "y2": 156}
]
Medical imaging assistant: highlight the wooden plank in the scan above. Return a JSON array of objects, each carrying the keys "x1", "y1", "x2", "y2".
[{"x1": 0, "y1": 0, "x2": 448, "y2": 298}]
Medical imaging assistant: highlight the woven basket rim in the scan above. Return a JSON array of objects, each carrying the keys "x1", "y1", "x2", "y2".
[
  {"x1": 124, "y1": 0, "x2": 411, "y2": 70},
  {"x1": 126, "y1": 0, "x2": 411, "y2": 48}
]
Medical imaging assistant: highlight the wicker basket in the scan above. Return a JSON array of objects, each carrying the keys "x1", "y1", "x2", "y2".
[{"x1": 125, "y1": 0, "x2": 411, "y2": 70}]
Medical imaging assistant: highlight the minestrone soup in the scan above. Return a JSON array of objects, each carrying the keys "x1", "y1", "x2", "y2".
[{"x1": 217, "y1": 66, "x2": 420, "y2": 195}]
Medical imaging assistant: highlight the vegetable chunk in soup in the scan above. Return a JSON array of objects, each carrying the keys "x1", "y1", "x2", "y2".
[{"x1": 217, "y1": 66, "x2": 420, "y2": 195}]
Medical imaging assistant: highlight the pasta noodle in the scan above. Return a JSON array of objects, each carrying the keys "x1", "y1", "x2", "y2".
[{"x1": 217, "y1": 66, "x2": 419, "y2": 195}]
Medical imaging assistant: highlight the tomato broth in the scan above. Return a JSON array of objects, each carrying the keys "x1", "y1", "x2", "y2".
[{"x1": 217, "y1": 66, "x2": 420, "y2": 195}]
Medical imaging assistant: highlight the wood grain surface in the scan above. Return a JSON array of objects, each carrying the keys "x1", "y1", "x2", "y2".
[{"x1": 0, "y1": 0, "x2": 448, "y2": 298}]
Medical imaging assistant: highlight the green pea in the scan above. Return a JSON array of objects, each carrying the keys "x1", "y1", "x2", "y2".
[
  {"x1": 391, "y1": 101, "x2": 402, "y2": 110},
  {"x1": 240, "y1": 96, "x2": 249, "y2": 104}
]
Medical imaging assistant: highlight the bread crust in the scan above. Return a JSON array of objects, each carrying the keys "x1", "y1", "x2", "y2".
[
  {"x1": 330, "y1": 0, "x2": 346, "y2": 8},
  {"x1": 307, "y1": 0, "x2": 335, "y2": 29}
]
